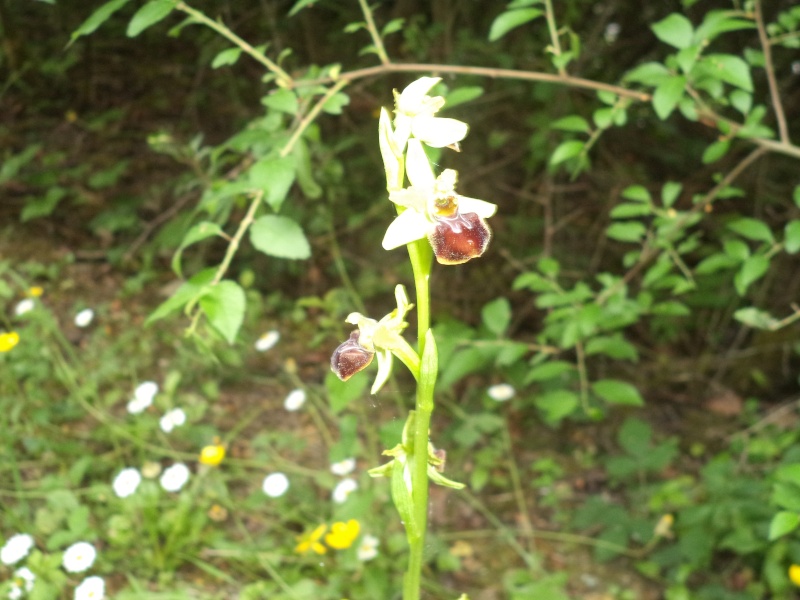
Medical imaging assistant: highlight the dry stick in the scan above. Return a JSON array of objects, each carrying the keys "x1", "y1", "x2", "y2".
[
  {"x1": 755, "y1": 0, "x2": 790, "y2": 144},
  {"x1": 292, "y1": 62, "x2": 651, "y2": 102}
]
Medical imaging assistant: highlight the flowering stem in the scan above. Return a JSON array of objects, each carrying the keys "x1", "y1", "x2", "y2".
[{"x1": 402, "y1": 237, "x2": 435, "y2": 600}]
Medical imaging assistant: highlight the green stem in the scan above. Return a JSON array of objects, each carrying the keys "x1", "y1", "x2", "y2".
[{"x1": 403, "y1": 237, "x2": 434, "y2": 600}]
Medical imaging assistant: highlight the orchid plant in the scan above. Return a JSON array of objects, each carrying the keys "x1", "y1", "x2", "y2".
[{"x1": 331, "y1": 77, "x2": 496, "y2": 600}]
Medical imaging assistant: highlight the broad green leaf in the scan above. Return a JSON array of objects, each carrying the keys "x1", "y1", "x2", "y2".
[
  {"x1": 525, "y1": 360, "x2": 574, "y2": 383},
  {"x1": 723, "y1": 239, "x2": 750, "y2": 261},
  {"x1": 261, "y1": 89, "x2": 298, "y2": 114},
  {"x1": 734, "y1": 255, "x2": 769, "y2": 296},
  {"x1": 585, "y1": 335, "x2": 638, "y2": 361},
  {"x1": 534, "y1": 389, "x2": 579, "y2": 424},
  {"x1": 481, "y1": 297, "x2": 512, "y2": 337},
  {"x1": 0, "y1": 144, "x2": 41, "y2": 184},
  {"x1": 705, "y1": 54, "x2": 753, "y2": 92},
  {"x1": 488, "y1": 8, "x2": 543, "y2": 41},
  {"x1": 249, "y1": 156, "x2": 296, "y2": 211},
  {"x1": 325, "y1": 370, "x2": 368, "y2": 414},
  {"x1": 199, "y1": 280, "x2": 246, "y2": 344},
  {"x1": 694, "y1": 11, "x2": 754, "y2": 43},
  {"x1": 551, "y1": 115, "x2": 590, "y2": 133},
  {"x1": 321, "y1": 92, "x2": 350, "y2": 115},
  {"x1": 606, "y1": 222, "x2": 647, "y2": 243},
  {"x1": 444, "y1": 86, "x2": 484, "y2": 108},
  {"x1": 171, "y1": 221, "x2": 225, "y2": 277},
  {"x1": 593, "y1": 107, "x2": 614, "y2": 130},
  {"x1": 145, "y1": 268, "x2": 215, "y2": 326},
  {"x1": 127, "y1": 0, "x2": 174, "y2": 37},
  {"x1": 617, "y1": 418, "x2": 651, "y2": 455},
  {"x1": 727, "y1": 217, "x2": 774, "y2": 244},
  {"x1": 785, "y1": 220, "x2": 800, "y2": 254},
  {"x1": 622, "y1": 185, "x2": 652, "y2": 203},
  {"x1": 293, "y1": 138, "x2": 322, "y2": 198},
  {"x1": 592, "y1": 379, "x2": 644, "y2": 406},
  {"x1": 768, "y1": 512, "x2": 800, "y2": 540},
  {"x1": 661, "y1": 181, "x2": 682, "y2": 207},
  {"x1": 772, "y1": 480, "x2": 800, "y2": 511},
  {"x1": 549, "y1": 140, "x2": 584, "y2": 165},
  {"x1": 610, "y1": 203, "x2": 652, "y2": 219},
  {"x1": 288, "y1": 0, "x2": 317, "y2": 17},
  {"x1": 734, "y1": 307, "x2": 778, "y2": 330},
  {"x1": 652, "y1": 76, "x2": 686, "y2": 120},
  {"x1": 70, "y1": 0, "x2": 131, "y2": 45},
  {"x1": 701, "y1": 139, "x2": 730, "y2": 164},
  {"x1": 250, "y1": 215, "x2": 310, "y2": 259},
  {"x1": 512, "y1": 272, "x2": 553, "y2": 292},
  {"x1": 651, "y1": 301, "x2": 690, "y2": 316},
  {"x1": 211, "y1": 47, "x2": 243, "y2": 69},
  {"x1": 21, "y1": 187, "x2": 66, "y2": 222},
  {"x1": 730, "y1": 90, "x2": 752, "y2": 115},
  {"x1": 652, "y1": 13, "x2": 694, "y2": 49},
  {"x1": 381, "y1": 18, "x2": 405, "y2": 37},
  {"x1": 623, "y1": 62, "x2": 670, "y2": 85}
]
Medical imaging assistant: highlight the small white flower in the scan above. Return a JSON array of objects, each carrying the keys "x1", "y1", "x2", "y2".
[
  {"x1": 62, "y1": 541, "x2": 97, "y2": 573},
  {"x1": 330, "y1": 458, "x2": 356, "y2": 476},
  {"x1": 332, "y1": 477, "x2": 358, "y2": 504},
  {"x1": 127, "y1": 381, "x2": 158, "y2": 414},
  {"x1": 14, "y1": 299, "x2": 35, "y2": 317},
  {"x1": 159, "y1": 408, "x2": 186, "y2": 433},
  {"x1": 74, "y1": 575, "x2": 105, "y2": 600},
  {"x1": 262, "y1": 472, "x2": 290, "y2": 498},
  {"x1": 112, "y1": 468, "x2": 142, "y2": 498},
  {"x1": 793, "y1": 61, "x2": 800, "y2": 75},
  {"x1": 487, "y1": 383, "x2": 515, "y2": 402},
  {"x1": 254, "y1": 330, "x2": 280, "y2": 352},
  {"x1": 604, "y1": 22, "x2": 621, "y2": 43},
  {"x1": 74, "y1": 308, "x2": 94, "y2": 328},
  {"x1": 0, "y1": 533, "x2": 34, "y2": 566},
  {"x1": 283, "y1": 389, "x2": 306, "y2": 412},
  {"x1": 357, "y1": 534, "x2": 379, "y2": 561},
  {"x1": 8, "y1": 566, "x2": 35, "y2": 599},
  {"x1": 160, "y1": 463, "x2": 190, "y2": 492}
]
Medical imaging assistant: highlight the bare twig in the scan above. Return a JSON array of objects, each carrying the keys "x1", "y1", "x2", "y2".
[
  {"x1": 543, "y1": 0, "x2": 566, "y2": 76},
  {"x1": 280, "y1": 79, "x2": 349, "y2": 158},
  {"x1": 754, "y1": 0, "x2": 790, "y2": 144},
  {"x1": 357, "y1": 0, "x2": 390, "y2": 66}
]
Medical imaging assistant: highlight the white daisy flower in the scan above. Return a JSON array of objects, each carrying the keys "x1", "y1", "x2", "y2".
[
  {"x1": 0, "y1": 533, "x2": 35, "y2": 565},
  {"x1": 62, "y1": 541, "x2": 96, "y2": 573},
  {"x1": 254, "y1": 330, "x2": 280, "y2": 352},
  {"x1": 330, "y1": 458, "x2": 356, "y2": 476},
  {"x1": 14, "y1": 299, "x2": 35, "y2": 317},
  {"x1": 74, "y1": 575, "x2": 105, "y2": 600},
  {"x1": 126, "y1": 381, "x2": 158, "y2": 414},
  {"x1": 74, "y1": 308, "x2": 94, "y2": 328},
  {"x1": 487, "y1": 383, "x2": 515, "y2": 402},
  {"x1": 8, "y1": 566, "x2": 35, "y2": 599},
  {"x1": 357, "y1": 534, "x2": 379, "y2": 561},
  {"x1": 283, "y1": 389, "x2": 306, "y2": 412},
  {"x1": 160, "y1": 463, "x2": 190, "y2": 492},
  {"x1": 159, "y1": 408, "x2": 186, "y2": 433},
  {"x1": 332, "y1": 477, "x2": 358, "y2": 504},
  {"x1": 112, "y1": 468, "x2": 142, "y2": 498},
  {"x1": 262, "y1": 472, "x2": 290, "y2": 498}
]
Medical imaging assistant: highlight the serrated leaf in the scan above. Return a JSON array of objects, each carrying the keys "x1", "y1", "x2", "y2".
[
  {"x1": 785, "y1": 220, "x2": 800, "y2": 254},
  {"x1": 249, "y1": 156, "x2": 296, "y2": 211},
  {"x1": 70, "y1": 0, "x2": 131, "y2": 45},
  {"x1": 768, "y1": 512, "x2": 800, "y2": 540},
  {"x1": 171, "y1": 221, "x2": 225, "y2": 277},
  {"x1": 550, "y1": 140, "x2": 584, "y2": 165},
  {"x1": 702, "y1": 139, "x2": 731, "y2": 164},
  {"x1": 199, "y1": 280, "x2": 246, "y2": 344},
  {"x1": 488, "y1": 8, "x2": 543, "y2": 41},
  {"x1": 652, "y1": 76, "x2": 686, "y2": 120},
  {"x1": 652, "y1": 13, "x2": 694, "y2": 49},
  {"x1": 551, "y1": 115, "x2": 590, "y2": 133},
  {"x1": 127, "y1": 0, "x2": 174, "y2": 37},
  {"x1": 734, "y1": 255, "x2": 769, "y2": 296},
  {"x1": 606, "y1": 222, "x2": 647, "y2": 243},
  {"x1": 211, "y1": 47, "x2": 243, "y2": 69},
  {"x1": 727, "y1": 217, "x2": 774, "y2": 244},
  {"x1": 250, "y1": 215, "x2": 310, "y2": 259},
  {"x1": 481, "y1": 297, "x2": 511, "y2": 336},
  {"x1": 592, "y1": 379, "x2": 644, "y2": 406}
]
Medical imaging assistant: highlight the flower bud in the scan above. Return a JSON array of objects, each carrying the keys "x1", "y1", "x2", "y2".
[{"x1": 331, "y1": 331, "x2": 374, "y2": 381}]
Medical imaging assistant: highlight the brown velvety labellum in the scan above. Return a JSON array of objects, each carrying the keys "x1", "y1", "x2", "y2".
[
  {"x1": 428, "y1": 211, "x2": 492, "y2": 265},
  {"x1": 330, "y1": 330, "x2": 374, "y2": 381}
]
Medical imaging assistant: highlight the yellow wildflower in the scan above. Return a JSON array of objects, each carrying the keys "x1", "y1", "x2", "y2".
[
  {"x1": 324, "y1": 519, "x2": 360, "y2": 550},
  {"x1": 0, "y1": 332, "x2": 20, "y2": 352},
  {"x1": 199, "y1": 444, "x2": 226, "y2": 466},
  {"x1": 296, "y1": 524, "x2": 328, "y2": 555},
  {"x1": 29, "y1": 287, "x2": 43, "y2": 297},
  {"x1": 789, "y1": 564, "x2": 800, "y2": 587}
]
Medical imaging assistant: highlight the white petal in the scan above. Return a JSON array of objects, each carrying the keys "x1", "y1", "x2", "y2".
[
  {"x1": 405, "y1": 139, "x2": 435, "y2": 189},
  {"x1": 382, "y1": 210, "x2": 429, "y2": 250},
  {"x1": 411, "y1": 116, "x2": 469, "y2": 148},
  {"x1": 370, "y1": 349, "x2": 393, "y2": 394},
  {"x1": 459, "y1": 196, "x2": 498, "y2": 218},
  {"x1": 396, "y1": 77, "x2": 441, "y2": 113},
  {"x1": 379, "y1": 108, "x2": 403, "y2": 190}
]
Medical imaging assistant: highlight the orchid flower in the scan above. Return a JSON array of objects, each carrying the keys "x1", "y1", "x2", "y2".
[{"x1": 392, "y1": 77, "x2": 469, "y2": 152}]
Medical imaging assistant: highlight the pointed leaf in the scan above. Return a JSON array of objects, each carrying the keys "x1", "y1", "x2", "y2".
[
  {"x1": 592, "y1": 379, "x2": 644, "y2": 406},
  {"x1": 70, "y1": 0, "x2": 131, "y2": 45},
  {"x1": 488, "y1": 8, "x2": 543, "y2": 41},
  {"x1": 127, "y1": 0, "x2": 175, "y2": 37},
  {"x1": 652, "y1": 13, "x2": 694, "y2": 49},
  {"x1": 250, "y1": 215, "x2": 311, "y2": 259}
]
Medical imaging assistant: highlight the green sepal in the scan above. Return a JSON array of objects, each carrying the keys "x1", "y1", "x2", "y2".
[{"x1": 427, "y1": 464, "x2": 465, "y2": 489}]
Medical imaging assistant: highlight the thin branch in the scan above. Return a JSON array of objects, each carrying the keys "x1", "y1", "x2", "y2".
[
  {"x1": 280, "y1": 79, "x2": 350, "y2": 158},
  {"x1": 543, "y1": 0, "x2": 566, "y2": 76},
  {"x1": 754, "y1": 0, "x2": 790, "y2": 143},
  {"x1": 295, "y1": 62, "x2": 651, "y2": 102},
  {"x1": 357, "y1": 0, "x2": 390, "y2": 66}
]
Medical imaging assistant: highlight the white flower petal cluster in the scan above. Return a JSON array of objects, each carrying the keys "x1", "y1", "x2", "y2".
[
  {"x1": 127, "y1": 381, "x2": 158, "y2": 414},
  {"x1": 74, "y1": 308, "x2": 94, "y2": 328},
  {"x1": 160, "y1": 463, "x2": 190, "y2": 492},
  {"x1": 14, "y1": 299, "x2": 35, "y2": 317},
  {"x1": 159, "y1": 407, "x2": 186, "y2": 433},
  {"x1": 62, "y1": 541, "x2": 97, "y2": 573},
  {"x1": 0, "y1": 533, "x2": 34, "y2": 566},
  {"x1": 357, "y1": 534, "x2": 379, "y2": 561},
  {"x1": 332, "y1": 477, "x2": 358, "y2": 504},
  {"x1": 330, "y1": 457, "x2": 356, "y2": 476},
  {"x1": 8, "y1": 566, "x2": 35, "y2": 600},
  {"x1": 74, "y1": 575, "x2": 105, "y2": 600},
  {"x1": 254, "y1": 330, "x2": 280, "y2": 351},
  {"x1": 487, "y1": 383, "x2": 515, "y2": 402},
  {"x1": 112, "y1": 468, "x2": 142, "y2": 498},
  {"x1": 262, "y1": 472, "x2": 290, "y2": 498},
  {"x1": 283, "y1": 389, "x2": 306, "y2": 412}
]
